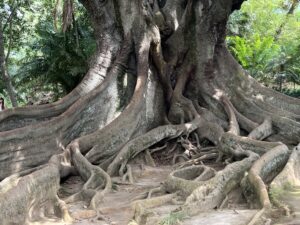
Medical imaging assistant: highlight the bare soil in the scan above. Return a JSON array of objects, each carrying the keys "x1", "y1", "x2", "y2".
[
  {"x1": 31, "y1": 164, "x2": 269, "y2": 225},
  {"x1": 34, "y1": 165, "x2": 172, "y2": 225}
]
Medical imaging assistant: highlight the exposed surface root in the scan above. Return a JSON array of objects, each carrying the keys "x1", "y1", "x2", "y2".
[
  {"x1": 0, "y1": 38, "x2": 132, "y2": 180},
  {"x1": 248, "y1": 117, "x2": 273, "y2": 141},
  {"x1": 247, "y1": 208, "x2": 266, "y2": 225},
  {"x1": 177, "y1": 153, "x2": 218, "y2": 168},
  {"x1": 66, "y1": 143, "x2": 112, "y2": 209},
  {"x1": 163, "y1": 165, "x2": 214, "y2": 197},
  {"x1": 132, "y1": 193, "x2": 178, "y2": 224},
  {"x1": 144, "y1": 149, "x2": 156, "y2": 167},
  {"x1": 0, "y1": 165, "x2": 45, "y2": 194},
  {"x1": 181, "y1": 150, "x2": 259, "y2": 216},
  {"x1": 0, "y1": 41, "x2": 119, "y2": 131},
  {"x1": 241, "y1": 144, "x2": 290, "y2": 209},
  {"x1": 107, "y1": 117, "x2": 201, "y2": 176},
  {"x1": 269, "y1": 144, "x2": 300, "y2": 216},
  {"x1": 0, "y1": 154, "x2": 72, "y2": 225},
  {"x1": 270, "y1": 144, "x2": 300, "y2": 189},
  {"x1": 220, "y1": 132, "x2": 281, "y2": 156},
  {"x1": 221, "y1": 96, "x2": 240, "y2": 135}
]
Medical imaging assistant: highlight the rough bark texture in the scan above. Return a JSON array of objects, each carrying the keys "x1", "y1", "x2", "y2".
[{"x1": 0, "y1": 0, "x2": 299, "y2": 224}]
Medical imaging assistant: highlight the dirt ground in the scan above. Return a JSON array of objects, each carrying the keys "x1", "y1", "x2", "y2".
[{"x1": 32, "y1": 165, "x2": 299, "y2": 225}]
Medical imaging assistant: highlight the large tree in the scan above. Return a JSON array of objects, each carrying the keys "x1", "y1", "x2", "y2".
[{"x1": 0, "y1": 0, "x2": 299, "y2": 224}]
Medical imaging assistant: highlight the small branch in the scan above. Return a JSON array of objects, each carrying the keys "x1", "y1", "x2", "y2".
[
  {"x1": 107, "y1": 117, "x2": 201, "y2": 176},
  {"x1": 145, "y1": 149, "x2": 156, "y2": 167},
  {"x1": 132, "y1": 193, "x2": 177, "y2": 224},
  {"x1": 149, "y1": 143, "x2": 167, "y2": 154},
  {"x1": 5, "y1": 19, "x2": 13, "y2": 63},
  {"x1": 274, "y1": 0, "x2": 299, "y2": 41},
  {"x1": 178, "y1": 153, "x2": 218, "y2": 168},
  {"x1": 182, "y1": 150, "x2": 259, "y2": 216},
  {"x1": 193, "y1": 132, "x2": 201, "y2": 149},
  {"x1": 172, "y1": 153, "x2": 190, "y2": 165}
]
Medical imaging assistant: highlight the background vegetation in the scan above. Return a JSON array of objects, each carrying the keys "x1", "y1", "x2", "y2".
[
  {"x1": 0, "y1": 0, "x2": 95, "y2": 107},
  {"x1": 0, "y1": 0, "x2": 299, "y2": 107},
  {"x1": 227, "y1": 0, "x2": 300, "y2": 97}
]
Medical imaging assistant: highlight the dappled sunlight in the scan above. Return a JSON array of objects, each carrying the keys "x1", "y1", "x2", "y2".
[
  {"x1": 184, "y1": 123, "x2": 193, "y2": 130},
  {"x1": 212, "y1": 88, "x2": 224, "y2": 100},
  {"x1": 56, "y1": 139, "x2": 65, "y2": 151},
  {"x1": 10, "y1": 145, "x2": 24, "y2": 175},
  {"x1": 254, "y1": 93, "x2": 264, "y2": 101},
  {"x1": 0, "y1": 175, "x2": 20, "y2": 194}
]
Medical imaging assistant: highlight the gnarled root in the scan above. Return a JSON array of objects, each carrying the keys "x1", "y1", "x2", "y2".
[
  {"x1": 65, "y1": 142, "x2": 112, "y2": 209},
  {"x1": 177, "y1": 152, "x2": 218, "y2": 168},
  {"x1": 132, "y1": 193, "x2": 178, "y2": 225},
  {"x1": 241, "y1": 144, "x2": 290, "y2": 209},
  {"x1": 0, "y1": 153, "x2": 72, "y2": 225},
  {"x1": 241, "y1": 144, "x2": 291, "y2": 225},
  {"x1": 107, "y1": 117, "x2": 202, "y2": 176},
  {"x1": 248, "y1": 117, "x2": 273, "y2": 141},
  {"x1": 269, "y1": 144, "x2": 300, "y2": 216},
  {"x1": 163, "y1": 165, "x2": 215, "y2": 197},
  {"x1": 180, "y1": 150, "x2": 259, "y2": 216},
  {"x1": 220, "y1": 132, "x2": 281, "y2": 156},
  {"x1": 270, "y1": 144, "x2": 300, "y2": 190}
]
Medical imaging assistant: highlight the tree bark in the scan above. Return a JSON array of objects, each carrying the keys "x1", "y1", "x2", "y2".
[{"x1": 0, "y1": 0, "x2": 299, "y2": 224}]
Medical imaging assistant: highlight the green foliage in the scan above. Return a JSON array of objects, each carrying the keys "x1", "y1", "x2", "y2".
[
  {"x1": 18, "y1": 19, "x2": 95, "y2": 94},
  {"x1": 227, "y1": 0, "x2": 300, "y2": 96},
  {"x1": 282, "y1": 86, "x2": 300, "y2": 98},
  {"x1": 270, "y1": 187, "x2": 284, "y2": 203},
  {"x1": 0, "y1": 93, "x2": 12, "y2": 108},
  {"x1": 159, "y1": 212, "x2": 188, "y2": 225},
  {"x1": 270, "y1": 182, "x2": 295, "y2": 204},
  {"x1": 0, "y1": 0, "x2": 96, "y2": 104},
  {"x1": 227, "y1": 34, "x2": 280, "y2": 77}
]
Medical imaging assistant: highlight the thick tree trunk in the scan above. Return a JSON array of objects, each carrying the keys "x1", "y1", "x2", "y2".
[{"x1": 0, "y1": 0, "x2": 299, "y2": 224}]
